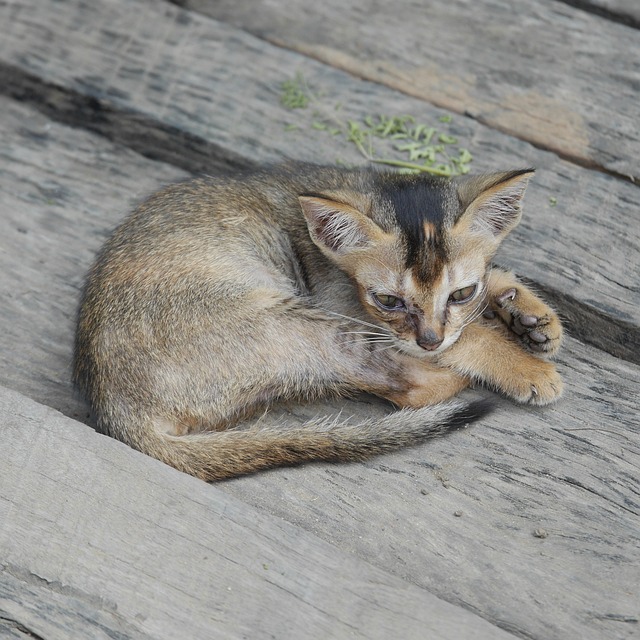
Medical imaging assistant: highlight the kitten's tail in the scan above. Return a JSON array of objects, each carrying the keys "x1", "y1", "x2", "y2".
[{"x1": 135, "y1": 400, "x2": 492, "y2": 481}]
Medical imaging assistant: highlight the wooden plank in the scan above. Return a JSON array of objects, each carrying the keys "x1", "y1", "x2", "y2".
[
  {"x1": 0, "y1": 385, "x2": 518, "y2": 640},
  {"x1": 0, "y1": 99, "x2": 510, "y2": 639},
  {"x1": 222, "y1": 333, "x2": 640, "y2": 640},
  {"x1": 1, "y1": 0, "x2": 638, "y2": 363},
  {"x1": 0, "y1": 95, "x2": 638, "y2": 639},
  {"x1": 176, "y1": 0, "x2": 640, "y2": 179}
]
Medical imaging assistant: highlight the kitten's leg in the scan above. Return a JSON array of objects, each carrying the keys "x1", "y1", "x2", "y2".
[
  {"x1": 484, "y1": 268, "x2": 563, "y2": 357},
  {"x1": 437, "y1": 320, "x2": 563, "y2": 405},
  {"x1": 230, "y1": 297, "x2": 473, "y2": 410},
  {"x1": 252, "y1": 304, "x2": 471, "y2": 410},
  {"x1": 150, "y1": 296, "x2": 468, "y2": 430}
]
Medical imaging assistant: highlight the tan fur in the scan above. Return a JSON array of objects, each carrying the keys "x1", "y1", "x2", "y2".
[{"x1": 74, "y1": 164, "x2": 563, "y2": 480}]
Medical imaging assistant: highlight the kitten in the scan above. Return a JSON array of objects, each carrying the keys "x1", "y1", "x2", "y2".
[{"x1": 73, "y1": 164, "x2": 563, "y2": 480}]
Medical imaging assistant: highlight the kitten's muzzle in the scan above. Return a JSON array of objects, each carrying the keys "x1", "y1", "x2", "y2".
[{"x1": 416, "y1": 332, "x2": 444, "y2": 351}]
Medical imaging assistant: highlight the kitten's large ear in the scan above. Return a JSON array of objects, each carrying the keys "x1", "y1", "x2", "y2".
[
  {"x1": 299, "y1": 196, "x2": 384, "y2": 255},
  {"x1": 454, "y1": 169, "x2": 534, "y2": 242}
]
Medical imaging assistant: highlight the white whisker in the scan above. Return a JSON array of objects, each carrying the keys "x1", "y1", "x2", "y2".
[
  {"x1": 461, "y1": 299, "x2": 489, "y2": 330},
  {"x1": 340, "y1": 330, "x2": 393, "y2": 338},
  {"x1": 347, "y1": 337, "x2": 395, "y2": 345},
  {"x1": 375, "y1": 343, "x2": 403, "y2": 354},
  {"x1": 324, "y1": 309, "x2": 390, "y2": 333}
]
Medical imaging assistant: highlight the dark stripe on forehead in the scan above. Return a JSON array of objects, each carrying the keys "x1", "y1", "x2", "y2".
[{"x1": 381, "y1": 178, "x2": 450, "y2": 282}]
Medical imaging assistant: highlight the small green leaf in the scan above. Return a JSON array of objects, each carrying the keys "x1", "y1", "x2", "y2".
[
  {"x1": 280, "y1": 73, "x2": 311, "y2": 109},
  {"x1": 421, "y1": 128, "x2": 435, "y2": 144},
  {"x1": 458, "y1": 148, "x2": 473, "y2": 164},
  {"x1": 412, "y1": 124, "x2": 426, "y2": 140}
]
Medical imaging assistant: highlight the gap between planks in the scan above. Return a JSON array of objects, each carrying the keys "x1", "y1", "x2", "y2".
[{"x1": 555, "y1": 0, "x2": 640, "y2": 29}]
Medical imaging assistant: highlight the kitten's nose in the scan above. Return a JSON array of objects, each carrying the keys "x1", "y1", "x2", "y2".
[{"x1": 417, "y1": 332, "x2": 443, "y2": 351}]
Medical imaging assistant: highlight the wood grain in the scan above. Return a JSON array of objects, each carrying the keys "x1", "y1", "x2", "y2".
[
  {"x1": 0, "y1": 385, "x2": 519, "y2": 640},
  {"x1": 0, "y1": 567, "x2": 156, "y2": 640},
  {"x1": 0, "y1": 3, "x2": 638, "y2": 638},
  {"x1": 1, "y1": 0, "x2": 638, "y2": 362},
  {"x1": 176, "y1": 0, "x2": 640, "y2": 179},
  {"x1": 223, "y1": 333, "x2": 640, "y2": 640},
  {"x1": 0, "y1": 95, "x2": 638, "y2": 640}
]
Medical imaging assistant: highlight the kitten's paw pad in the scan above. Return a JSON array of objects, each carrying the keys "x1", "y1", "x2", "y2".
[
  {"x1": 493, "y1": 288, "x2": 563, "y2": 357},
  {"x1": 510, "y1": 366, "x2": 564, "y2": 406}
]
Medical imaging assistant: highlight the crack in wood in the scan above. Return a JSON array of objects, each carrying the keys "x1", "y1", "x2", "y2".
[
  {"x1": 0, "y1": 564, "x2": 149, "y2": 640},
  {"x1": 555, "y1": 476, "x2": 639, "y2": 516},
  {"x1": 0, "y1": 615, "x2": 47, "y2": 640},
  {"x1": 1, "y1": 564, "x2": 119, "y2": 613},
  {"x1": 519, "y1": 277, "x2": 640, "y2": 366},
  {"x1": 0, "y1": 62, "x2": 255, "y2": 178},
  {"x1": 554, "y1": 0, "x2": 640, "y2": 29},
  {"x1": 469, "y1": 110, "x2": 639, "y2": 186}
]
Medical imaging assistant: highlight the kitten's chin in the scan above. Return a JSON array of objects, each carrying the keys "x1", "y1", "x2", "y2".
[
  {"x1": 436, "y1": 331, "x2": 463, "y2": 354},
  {"x1": 397, "y1": 331, "x2": 462, "y2": 359},
  {"x1": 396, "y1": 340, "x2": 440, "y2": 359}
]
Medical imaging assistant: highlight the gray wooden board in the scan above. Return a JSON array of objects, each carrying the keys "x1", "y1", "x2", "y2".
[
  {"x1": 0, "y1": 4, "x2": 639, "y2": 638},
  {"x1": 0, "y1": 96, "x2": 639, "y2": 639},
  {"x1": 176, "y1": 0, "x2": 640, "y2": 179},
  {"x1": 0, "y1": 386, "x2": 520, "y2": 640},
  {"x1": 222, "y1": 332, "x2": 640, "y2": 640},
  {"x1": 1, "y1": 0, "x2": 639, "y2": 363}
]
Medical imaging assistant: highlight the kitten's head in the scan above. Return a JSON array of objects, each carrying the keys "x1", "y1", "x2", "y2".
[{"x1": 300, "y1": 169, "x2": 533, "y2": 358}]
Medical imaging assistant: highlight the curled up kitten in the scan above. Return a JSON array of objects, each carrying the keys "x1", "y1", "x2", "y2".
[{"x1": 73, "y1": 164, "x2": 563, "y2": 480}]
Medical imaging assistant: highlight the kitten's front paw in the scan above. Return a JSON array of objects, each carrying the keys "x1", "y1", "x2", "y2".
[
  {"x1": 503, "y1": 360, "x2": 564, "y2": 406},
  {"x1": 491, "y1": 287, "x2": 563, "y2": 357}
]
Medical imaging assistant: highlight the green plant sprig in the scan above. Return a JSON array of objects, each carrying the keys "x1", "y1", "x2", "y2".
[{"x1": 279, "y1": 74, "x2": 473, "y2": 177}]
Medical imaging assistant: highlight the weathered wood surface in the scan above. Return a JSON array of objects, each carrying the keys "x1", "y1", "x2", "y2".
[
  {"x1": 1, "y1": 0, "x2": 639, "y2": 363},
  {"x1": 226, "y1": 335, "x2": 640, "y2": 640},
  {"x1": 1, "y1": 1, "x2": 639, "y2": 639},
  {"x1": 0, "y1": 95, "x2": 519, "y2": 640},
  {"x1": 176, "y1": 0, "x2": 640, "y2": 179},
  {"x1": 0, "y1": 96, "x2": 639, "y2": 640},
  {"x1": 0, "y1": 386, "x2": 521, "y2": 640}
]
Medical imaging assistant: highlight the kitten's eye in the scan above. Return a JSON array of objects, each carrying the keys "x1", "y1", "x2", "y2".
[
  {"x1": 373, "y1": 293, "x2": 405, "y2": 310},
  {"x1": 448, "y1": 284, "x2": 477, "y2": 304}
]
